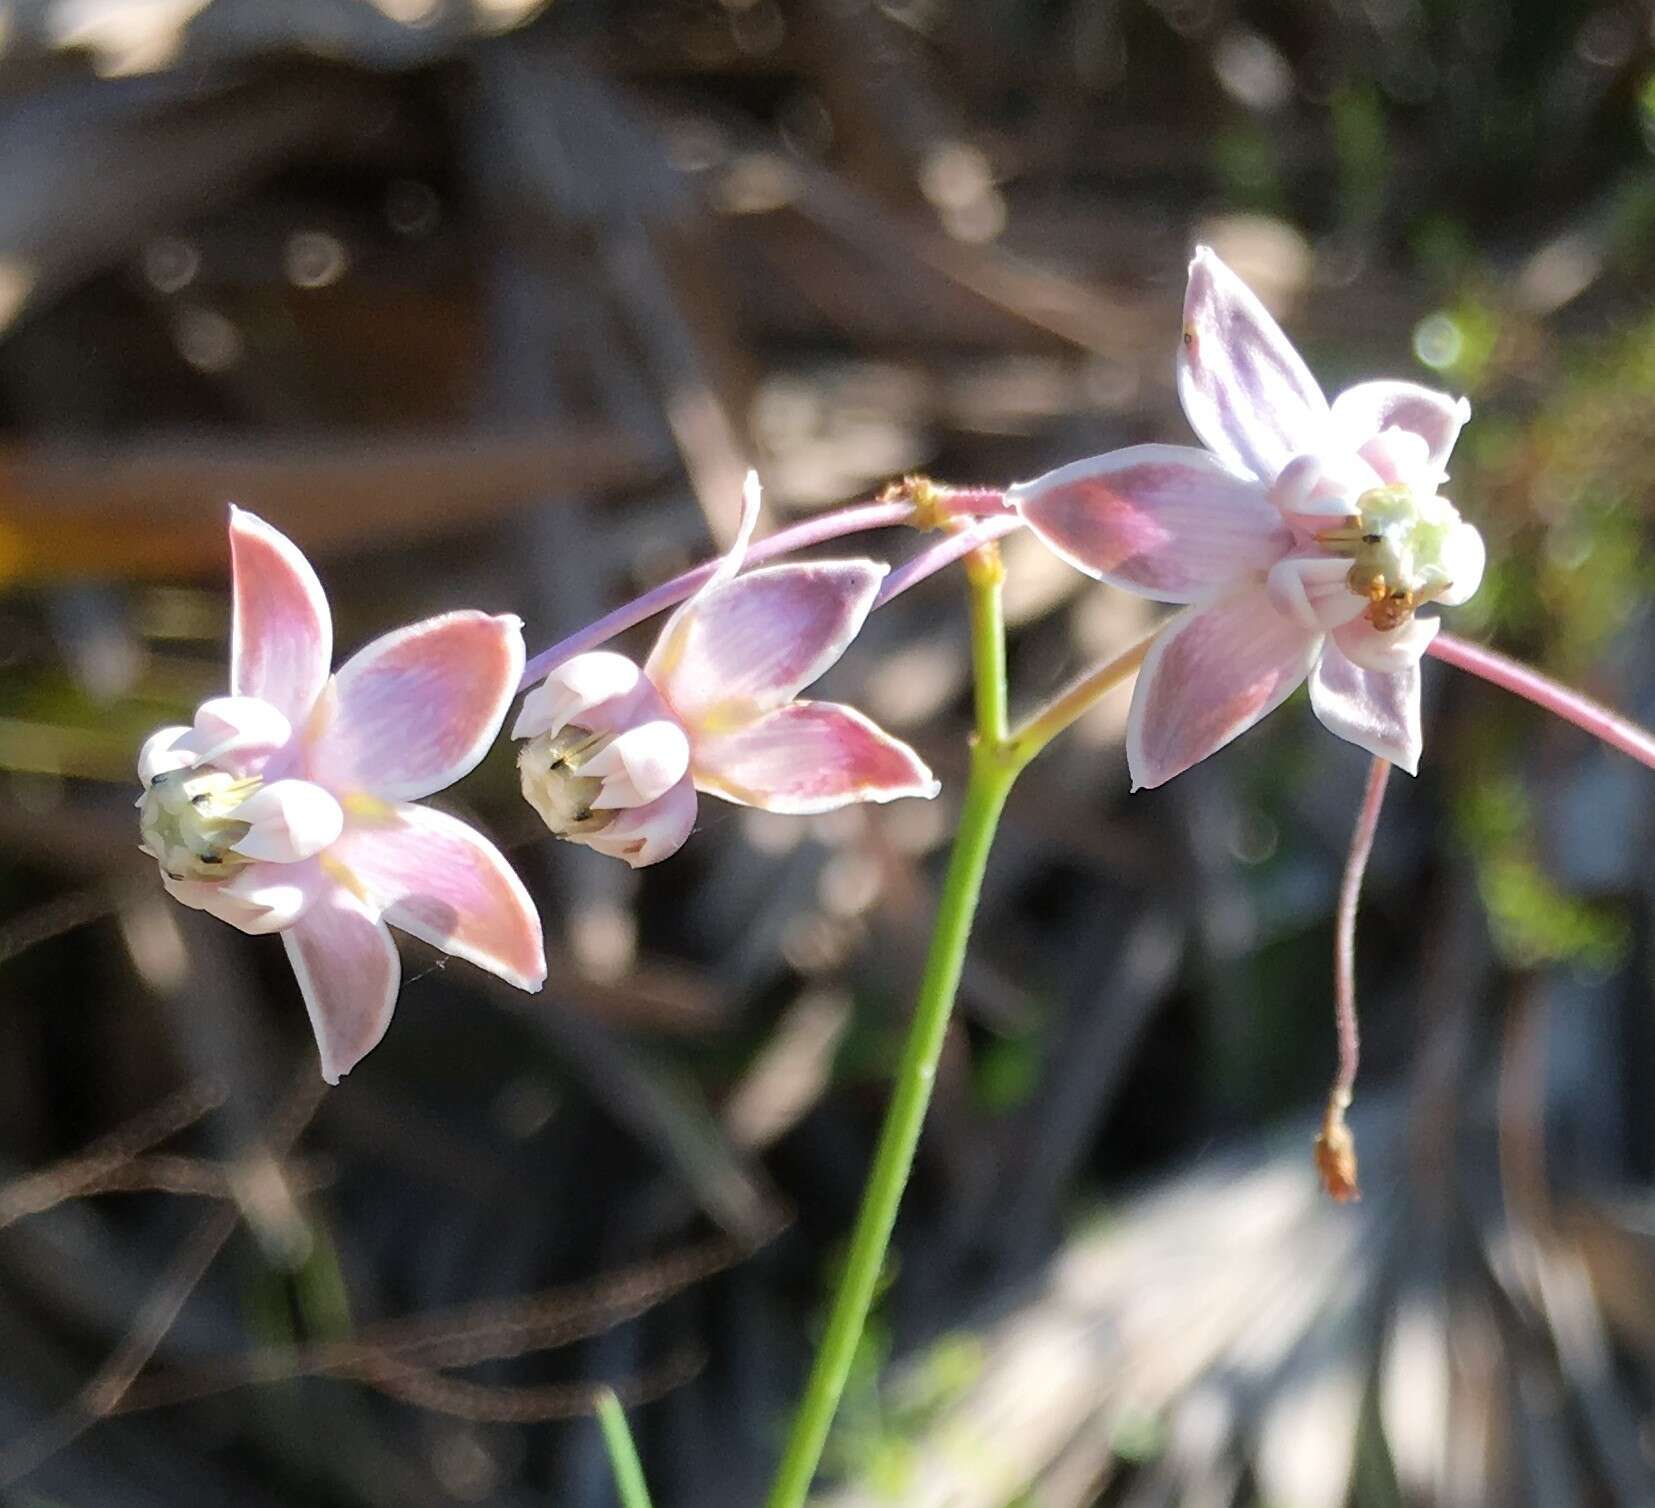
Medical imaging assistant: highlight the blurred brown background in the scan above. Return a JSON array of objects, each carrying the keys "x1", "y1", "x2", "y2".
[{"x1": 1, "y1": 0, "x2": 1653, "y2": 1504}]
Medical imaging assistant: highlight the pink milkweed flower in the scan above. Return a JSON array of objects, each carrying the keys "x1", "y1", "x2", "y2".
[
  {"x1": 1012, "y1": 246, "x2": 1486, "y2": 788},
  {"x1": 137, "y1": 508, "x2": 547, "y2": 1082},
  {"x1": 513, "y1": 473, "x2": 939, "y2": 866}
]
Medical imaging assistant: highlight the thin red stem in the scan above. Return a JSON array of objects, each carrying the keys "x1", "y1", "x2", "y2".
[
  {"x1": 1315, "y1": 753, "x2": 1391, "y2": 1203},
  {"x1": 1334, "y1": 756, "x2": 1390, "y2": 1108},
  {"x1": 1428, "y1": 632, "x2": 1655, "y2": 771}
]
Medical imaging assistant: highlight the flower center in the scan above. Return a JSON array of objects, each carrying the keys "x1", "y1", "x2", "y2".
[
  {"x1": 139, "y1": 767, "x2": 261, "y2": 882},
  {"x1": 1317, "y1": 483, "x2": 1463, "y2": 631},
  {"x1": 517, "y1": 727, "x2": 615, "y2": 839}
]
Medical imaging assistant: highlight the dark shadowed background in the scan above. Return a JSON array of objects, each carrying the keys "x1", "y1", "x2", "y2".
[{"x1": 1, "y1": 1, "x2": 1653, "y2": 1504}]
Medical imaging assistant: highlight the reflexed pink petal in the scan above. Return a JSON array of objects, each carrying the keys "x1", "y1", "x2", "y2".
[
  {"x1": 1330, "y1": 612, "x2": 1439, "y2": 673},
  {"x1": 512, "y1": 651, "x2": 648, "y2": 741},
  {"x1": 583, "y1": 720, "x2": 692, "y2": 809},
  {"x1": 1309, "y1": 643, "x2": 1424, "y2": 774},
  {"x1": 309, "y1": 612, "x2": 525, "y2": 801},
  {"x1": 1436, "y1": 520, "x2": 1486, "y2": 606},
  {"x1": 1269, "y1": 449, "x2": 1384, "y2": 528},
  {"x1": 1330, "y1": 382, "x2": 1469, "y2": 477},
  {"x1": 1265, "y1": 556, "x2": 1367, "y2": 632},
  {"x1": 281, "y1": 883, "x2": 401, "y2": 1083},
  {"x1": 641, "y1": 469, "x2": 766, "y2": 689},
  {"x1": 693, "y1": 701, "x2": 939, "y2": 815},
  {"x1": 582, "y1": 779, "x2": 699, "y2": 868},
  {"x1": 330, "y1": 803, "x2": 546, "y2": 992},
  {"x1": 706, "y1": 467, "x2": 764, "y2": 592},
  {"x1": 1177, "y1": 246, "x2": 1329, "y2": 483},
  {"x1": 138, "y1": 725, "x2": 193, "y2": 784},
  {"x1": 1125, "y1": 587, "x2": 1323, "y2": 790},
  {"x1": 1010, "y1": 444, "x2": 1290, "y2": 602},
  {"x1": 161, "y1": 858, "x2": 323, "y2": 936},
  {"x1": 232, "y1": 779, "x2": 344, "y2": 863},
  {"x1": 648, "y1": 561, "x2": 886, "y2": 726},
  {"x1": 1358, "y1": 427, "x2": 1433, "y2": 489},
  {"x1": 228, "y1": 507, "x2": 333, "y2": 726}
]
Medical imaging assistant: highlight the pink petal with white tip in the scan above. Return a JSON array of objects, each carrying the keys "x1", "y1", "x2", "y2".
[
  {"x1": 584, "y1": 720, "x2": 692, "y2": 809},
  {"x1": 648, "y1": 562, "x2": 887, "y2": 727},
  {"x1": 1330, "y1": 613, "x2": 1439, "y2": 674},
  {"x1": 331, "y1": 803, "x2": 546, "y2": 992},
  {"x1": 138, "y1": 725, "x2": 193, "y2": 784},
  {"x1": 1010, "y1": 444, "x2": 1290, "y2": 602},
  {"x1": 1309, "y1": 642, "x2": 1424, "y2": 774},
  {"x1": 309, "y1": 611, "x2": 525, "y2": 801},
  {"x1": 228, "y1": 506, "x2": 333, "y2": 726},
  {"x1": 1265, "y1": 556, "x2": 1367, "y2": 632},
  {"x1": 582, "y1": 779, "x2": 699, "y2": 869},
  {"x1": 1358, "y1": 427, "x2": 1435, "y2": 490},
  {"x1": 281, "y1": 882, "x2": 401, "y2": 1083},
  {"x1": 1177, "y1": 246, "x2": 1329, "y2": 484},
  {"x1": 1331, "y1": 381, "x2": 1469, "y2": 477},
  {"x1": 231, "y1": 779, "x2": 345, "y2": 863},
  {"x1": 162, "y1": 858, "x2": 323, "y2": 936},
  {"x1": 693, "y1": 701, "x2": 939, "y2": 815},
  {"x1": 1126, "y1": 587, "x2": 1323, "y2": 790},
  {"x1": 513, "y1": 651, "x2": 647, "y2": 741}
]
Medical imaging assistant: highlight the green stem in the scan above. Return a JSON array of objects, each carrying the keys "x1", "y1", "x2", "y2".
[
  {"x1": 764, "y1": 547, "x2": 1017, "y2": 1508},
  {"x1": 595, "y1": 1388, "x2": 654, "y2": 1508}
]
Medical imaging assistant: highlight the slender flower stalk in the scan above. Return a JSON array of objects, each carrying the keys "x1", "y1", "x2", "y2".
[
  {"x1": 1427, "y1": 632, "x2": 1655, "y2": 771},
  {"x1": 1315, "y1": 754, "x2": 1390, "y2": 1203},
  {"x1": 1007, "y1": 627, "x2": 1160, "y2": 764},
  {"x1": 520, "y1": 482, "x2": 1011, "y2": 690},
  {"x1": 766, "y1": 544, "x2": 1019, "y2": 1508},
  {"x1": 594, "y1": 1388, "x2": 654, "y2": 1508},
  {"x1": 875, "y1": 513, "x2": 1023, "y2": 608}
]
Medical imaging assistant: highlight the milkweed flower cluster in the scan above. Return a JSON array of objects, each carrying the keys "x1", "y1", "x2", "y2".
[
  {"x1": 133, "y1": 249, "x2": 1491, "y2": 1082},
  {"x1": 512, "y1": 475, "x2": 938, "y2": 866},
  {"x1": 136, "y1": 508, "x2": 546, "y2": 1082},
  {"x1": 1012, "y1": 246, "x2": 1484, "y2": 787}
]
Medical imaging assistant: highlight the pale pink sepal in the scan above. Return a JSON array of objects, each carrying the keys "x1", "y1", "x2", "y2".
[
  {"x1": 1009, "y1": 444, "x2": 1290, "y2": 603},
  {"x1": 228, "y1": 506, "x2": 333, "y2": 726},
  {"x1": 281, "y1": 885, "x2": 401, "y2": 1083},
  {"x1": 1265, "y1": 556, "x2": 1367, "y2": 632},
  {"x1": 331, "y1": 804, "x2": 547, "y2": 992},
  {"x1": 693, "y1": 701, "x2": 940, "y2": 815},
  {"x1": 1126, "y1": 587, "x2": 1322, "y2": 790},
  {"x1": 1309, "y1": 644, "x2": 1424, "y2": 774},
  {"x1": 1331, "y1": 612, "x2": 1439, "y2": 674},
  {"x1": 582, "y1": 780, "x2": 699, "y2": 869},
  {"x1": 1330, "y1": 381, "x2": 1469, "y2": 478},
  {"x1": 648, "y1": 561, "x2": 887, "y2": 726},
  {"x1": 231, "y1": 780, "x2": 345, "y2": 863},
  {"x1": 308, "y1": 611, "x2": 526, "y2": 801},
  {"x1": 1177, "y1": 246, "x2": 1329, "y2": 484},
  {"x1": 161, "y1": 858, "x2": 323, "y2": 936}
]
